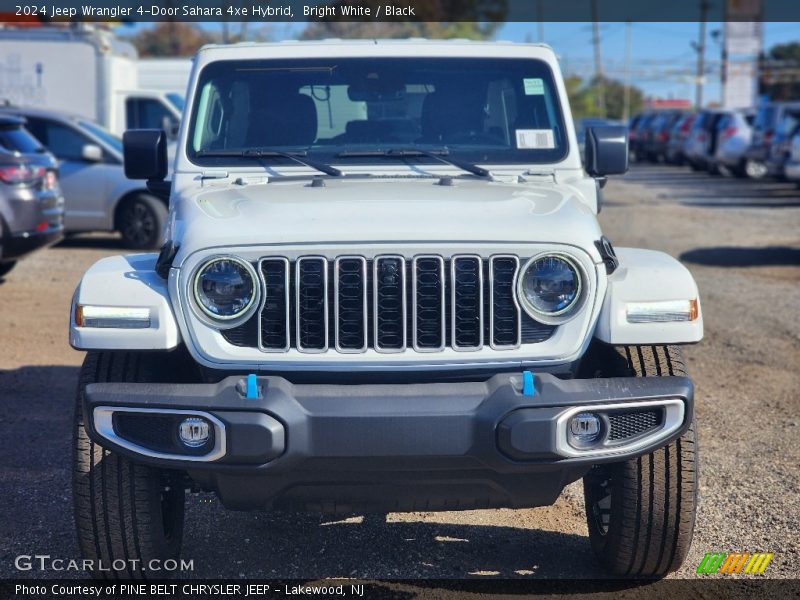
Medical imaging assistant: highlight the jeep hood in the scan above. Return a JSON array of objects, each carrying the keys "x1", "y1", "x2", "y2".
[{"x1": 174, "y1": 177, "x2": 602, "y2": 259}]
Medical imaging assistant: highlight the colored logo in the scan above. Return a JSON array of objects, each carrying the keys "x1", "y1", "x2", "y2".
[{"x1": 697, "y1": 552, "x2": 774, "y2": 574}]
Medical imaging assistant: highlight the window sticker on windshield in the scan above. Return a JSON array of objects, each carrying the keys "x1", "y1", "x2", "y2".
[
  {"x1": 523, "y1": 78, "x2": 545, "y2": 95},
  {"x1": 516, "y1": 129, "x2": 555, "y2": 149}
]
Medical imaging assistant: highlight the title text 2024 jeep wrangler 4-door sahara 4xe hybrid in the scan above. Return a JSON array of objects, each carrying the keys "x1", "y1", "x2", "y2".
[{"x1": 70, "y1": 41, "x2": 702, "y2": 578}]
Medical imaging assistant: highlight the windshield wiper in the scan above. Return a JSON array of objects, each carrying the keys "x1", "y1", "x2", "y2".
[
  {"x1": 197, "y1": 149, "x2": 342, "y2": 177},
  {"x1": 337, "y1": 148, "x2": 490, "y2": 178}
]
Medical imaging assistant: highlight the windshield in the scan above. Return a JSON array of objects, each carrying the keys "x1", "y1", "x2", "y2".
[
  {"x1": 167, "y1": 93, "x2": 185, "y2": 112},
  {"x1": 79, "y1": 120, "x2": 123, "y2": 154},
  {"x1": 187, "y1": 57, "x2": 569, "y2": 167}
]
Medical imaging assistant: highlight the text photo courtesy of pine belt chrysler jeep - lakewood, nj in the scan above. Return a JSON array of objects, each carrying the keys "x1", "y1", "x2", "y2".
[{"x1": 68, "y1": 40, "x2": 703, "y2": 579}]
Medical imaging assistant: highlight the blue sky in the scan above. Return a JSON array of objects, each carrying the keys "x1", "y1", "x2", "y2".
[
  {"x1": 498, "y1": 22, "x2": 800, "y2": 104},
  {"x1": 124, "y1": 21, "x2": 800, "y2": 105}
]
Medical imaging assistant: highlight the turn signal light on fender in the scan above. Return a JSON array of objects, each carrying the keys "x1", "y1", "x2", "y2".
[
  {"x1": 626, "y1": 299, "x2": 700, "y2": 323},
  {"x1": 75, "y1": 304, "x2": 151, "y2": 329}
]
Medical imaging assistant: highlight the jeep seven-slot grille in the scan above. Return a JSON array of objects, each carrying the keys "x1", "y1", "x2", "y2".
[{"x1": 222, "y1": 255, "x2": 555, "y2": 353}]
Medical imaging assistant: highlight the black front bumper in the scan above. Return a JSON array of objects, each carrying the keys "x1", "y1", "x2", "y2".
[{"x1": 83, "y1": 373, "x2": 693, "y2": 512}]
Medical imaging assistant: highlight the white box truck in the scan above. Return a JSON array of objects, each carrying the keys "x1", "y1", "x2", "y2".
[
  {"x1": 0, "y1": 24, "x2": 182, "y2": 137},
  {"x1": 137, "y1": 58, "x2": 192, "y2": 96}
]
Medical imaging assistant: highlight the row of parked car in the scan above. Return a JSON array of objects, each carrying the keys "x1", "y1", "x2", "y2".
[
  {"x1": 629, "y1": 101, "x2": 800, "y2": 184},
  {"x1": 0, "y1": 105, "x2": 169, "y2": 278}
]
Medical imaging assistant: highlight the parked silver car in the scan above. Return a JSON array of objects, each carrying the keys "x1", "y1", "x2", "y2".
[
  {"x1": 744, "y1": 101, "x2": 800, "y2": 179},
  {"x1": 684, "y1": 109, "x2": 725, "y2": 171},
  {"x1": 764, "y1": 108, "x2": 800, "y2": 179},
  {"x1": 783, "y1": 130, "x2": 800, "y2": 186},
  {"x1": 0, "y1": 114, "x2": 64, "y2": 277},
  {"x1": 0, "y1": 107, "x2": 167, "y2": 249},
  {"x1": 711, "y1": 108, "x2": 755, "y2": 177}
]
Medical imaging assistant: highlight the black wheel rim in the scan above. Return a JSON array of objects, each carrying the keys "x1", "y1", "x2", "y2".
[{"x1": 121, "y1": 201, "x2": 156, "y2": 247}]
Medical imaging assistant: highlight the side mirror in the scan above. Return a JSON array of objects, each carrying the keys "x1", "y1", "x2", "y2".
[
  {"x1": 123, "y1": 129, "x2": 168, "y2": 181},
  {"x1": 585, "y1": 125, "x2": 629, "y2": 177},
  {"x1": 81, "y1": 143, "x2": 103, "y2": 162}
]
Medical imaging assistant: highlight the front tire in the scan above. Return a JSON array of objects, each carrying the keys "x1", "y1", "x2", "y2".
[
  {"x1": 582, "y1": 345, "x2": 698, "y2": 578},
  {"x1": 73, "y1": 351, "x2": 186, "y2": 579}
]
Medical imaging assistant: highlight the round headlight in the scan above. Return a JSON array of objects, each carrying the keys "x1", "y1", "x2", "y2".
[
  {"x1": 193, "y1": 257, "x2": 257, "y2": 321},
  {"x1": 518, "y1": 254, "x2": 582, "y2": 319}
]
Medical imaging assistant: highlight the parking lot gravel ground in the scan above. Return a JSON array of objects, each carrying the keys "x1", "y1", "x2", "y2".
[{"x1": 0, "y1": 164, "x2": 798, "y2": 581}]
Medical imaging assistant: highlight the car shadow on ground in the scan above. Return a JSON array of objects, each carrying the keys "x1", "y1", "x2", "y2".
[
  {"x1": 0, "y1": 365, "x2": 81, "y2": 578},
  {"x1": 623, "y1": 164, "x2": 800, "y2": 208},
  {"x1": 55, "y1": 234, "x2": 126, "y2": 250},
  {"x1": 680, "y1": 246, "x2": 800, "y2": 268},
  {"x1": 182, "y1": 505, "x2": 604, "y2": 579}
]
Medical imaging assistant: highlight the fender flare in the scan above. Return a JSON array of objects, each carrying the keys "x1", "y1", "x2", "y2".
[
  {"x1": 594, "y1": 248, "x2": 703, "y2": 345},
  {"x1": 70, "y1": 253, "x2": 181, "y2": 350}
]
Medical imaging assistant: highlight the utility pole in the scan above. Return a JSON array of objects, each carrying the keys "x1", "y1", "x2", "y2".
[
  {"x1": 537, "y1": 0, "x2": 545, "y2": 43},
  {"x1": 695, "y1": 0, "x2": 711, "y2": 109},
  {"x1": 591, "y1": 0, "x2": 605, "y2": 115},
  {"x1": 623, "y1": 21, "x2": 633, "y2": 121}
]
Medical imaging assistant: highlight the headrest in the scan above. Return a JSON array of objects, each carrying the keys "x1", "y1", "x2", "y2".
[{"x1": 249, "y1": 93, "x2": 318, "y2": 147}]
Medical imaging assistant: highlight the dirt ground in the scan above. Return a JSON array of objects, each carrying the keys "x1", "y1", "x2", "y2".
[{"x1": 0, "y1": 163, "x2": 798, "y2": 581}]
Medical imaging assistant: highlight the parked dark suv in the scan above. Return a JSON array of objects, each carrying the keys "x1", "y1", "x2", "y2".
[{"x1": 0, "y1": 115, "x2": 64, "y2": 278}]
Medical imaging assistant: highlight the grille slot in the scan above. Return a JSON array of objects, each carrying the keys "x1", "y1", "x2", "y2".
[
  {"x1": 334, "y1": 257, "x2": 368, "y2": 352},
  {"x1": 413, "y1": 256, "x2": 446, "y2": 351},
  {"x1": 608, "y1": 410, "x2": 663, "y2": 441},
  {"x1": 245, "y1": 253, "x2": 557, "y2": 354},
  {"x1": 451, "y1": 256, "x2": 483, "y2": 349},
  {"x1": 374, "y1": 256, "x2": 407, "y2": 352},
  {"x1": 259, "y1": 258, "x2": 290, "y2": 351},
  {"x1": 296, "y1": 257, "x2": 328, "y2": 352},
  {"x1": 489, "y1": 256, "x2": 521, "y2": 348}
]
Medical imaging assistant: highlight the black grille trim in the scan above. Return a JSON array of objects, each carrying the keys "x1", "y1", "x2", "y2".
[
  {"x1": 334, "y1": 256, "x2": 368, "y2": 353},
  {"x1": 608, "y1": 409, "x2": 664, "y2": 441},
  {"x1": 412, "y1": 255, "x2": 446, "y2": 351},
  {"x1": 489, "y1": 255, "x2": 521, "y2": 348},
  {"x1": 295, "y1": 257, "x2": 329, "y2": 352},
  {"x1": 451, "y1": 255, "x2": 484, "y2": 350},
  {"x1": 221, "y1": 313, "x2": 259, "y2": 347},
  {"x1": 373, "y1": 255, "x2": 407, "y2": 352},
  {"x1": 258, "y1": 257, "x2": 290, "y2": 351},
  {"x1": 247, "y1": 253, "x2": 557, "y2": 354}
]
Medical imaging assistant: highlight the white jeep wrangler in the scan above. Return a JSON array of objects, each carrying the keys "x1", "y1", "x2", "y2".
[{"x1": 70, "y1": 40, "x2": 703, "y2": 578}]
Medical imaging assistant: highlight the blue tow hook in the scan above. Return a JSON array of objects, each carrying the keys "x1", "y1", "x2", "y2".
[
  {"x1": 521, "y1": 370, "x2": 536, "y2": 397},
  {"x1": 245, "y1": 373, "x2": 260, "y2": 399}
]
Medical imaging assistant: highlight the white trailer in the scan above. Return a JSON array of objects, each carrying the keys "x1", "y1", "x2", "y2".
[{"x1": 0, "y1": 25, "x2": 181, "y2": 137}]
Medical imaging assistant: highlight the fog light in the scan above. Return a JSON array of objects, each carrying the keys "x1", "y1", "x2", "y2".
[
  {"x1": 569, "y1": 412, "x2": 602, "y2": 444},
  {"x1": 178, "y1": 417, "x2": 210, "y2": 448}
]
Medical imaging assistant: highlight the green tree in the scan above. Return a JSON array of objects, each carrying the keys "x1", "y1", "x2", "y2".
[
  {"x1": 566, "y1": 76, "x2": 643, "y2": 120},
  {"x1": 127, "y1": 22, "x2": 215, "y2": 57},
  {"x1": 599, "y1": 77, "x2": 643, "y2": 120},
  {"x1": 763, "y1": 42, "x2": 800, "y2": 100},
  {"x1": 565, "y1": 75, "x2": 602, "y2": 119},
  {"x1": 768, "y1": 42, "x2": 800, "y2": 63}
]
